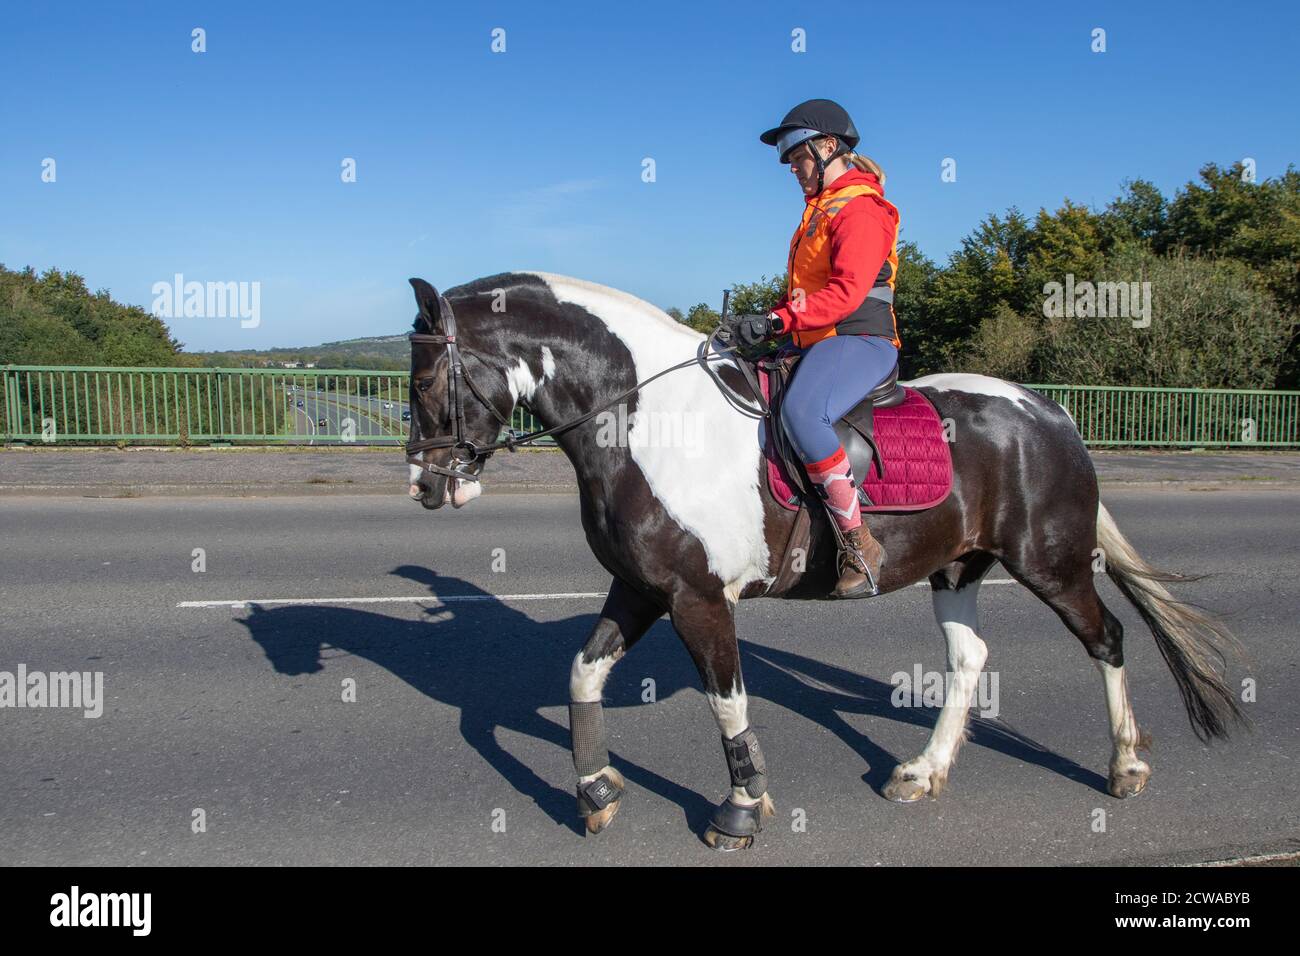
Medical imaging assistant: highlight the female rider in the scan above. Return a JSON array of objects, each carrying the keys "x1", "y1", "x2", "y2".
[{"x1": 735, "y1": 98, "x2": 901, "y2": 599}]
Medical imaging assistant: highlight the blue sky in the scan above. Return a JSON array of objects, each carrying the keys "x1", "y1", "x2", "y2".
[{"x1": 2, "y1": 0, "x2": 1296, "y2": 351}]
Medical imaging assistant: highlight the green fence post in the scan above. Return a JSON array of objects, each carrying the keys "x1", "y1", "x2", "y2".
[
  {"x1": 215, "y1": 370, "x2": 226, "y2": 442},
  {"x1": 2, "y1": 368, "x2": 13, "y2": 443}
]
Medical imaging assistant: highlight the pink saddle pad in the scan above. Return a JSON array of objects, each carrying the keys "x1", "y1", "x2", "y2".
[{"x1": 764, "y1": 386, "x2": 953, "y2": 512}]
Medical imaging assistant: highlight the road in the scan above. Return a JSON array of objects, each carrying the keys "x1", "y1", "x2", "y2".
[
  {"x1": 288, "y1": 386, "x2": 407, "y2": 443},
  {"x1": 1, "y1": 488, "x2": 1297, "y2": 865}
]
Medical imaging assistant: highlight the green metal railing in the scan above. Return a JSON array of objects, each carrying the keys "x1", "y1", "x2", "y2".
[
  {"x1": 3, "y1": 365, "x2": 1298, "y2": 448},
  {"x1": 1026, "y1": 384, "x2": 1300, "y2": 447},
  {"x1": 1, "y1": 365, "x2": 542, "y2": 445}
]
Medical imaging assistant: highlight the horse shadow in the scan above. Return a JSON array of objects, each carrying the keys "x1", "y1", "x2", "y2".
[{"x1": 236, "y1": 566, "x2": 1106, "y2": 835}]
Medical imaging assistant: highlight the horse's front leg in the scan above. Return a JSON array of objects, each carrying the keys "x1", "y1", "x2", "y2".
[
  {"x1": 569, "y1": 577, "x2": 664, "y2": 835},
  {"x1": 669, "y1": 590, "x2": 776, "y2": 851},
  {"x1": 885, "y1": 576, "x2": 989, "y2": 802}
]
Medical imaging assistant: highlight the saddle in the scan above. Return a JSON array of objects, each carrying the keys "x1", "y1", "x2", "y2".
[{"x1": 746, "y1": 348, "x2": 954, "y2": 595}]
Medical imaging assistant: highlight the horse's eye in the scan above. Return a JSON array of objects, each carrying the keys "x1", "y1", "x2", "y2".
[{"x1": 416, "y1": 377, "x2": 434, "y2": 392}]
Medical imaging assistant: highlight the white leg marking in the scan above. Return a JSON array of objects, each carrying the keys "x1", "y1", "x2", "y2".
[
  {"x1": 571, "y1": 648, "x2": 625, "y2": 784},
  {"x1": 569, "y1": 648, "x2": 623, "y2": 704},
  {"x1": 707, "y1": 683, "x2": 759, "y2": 806},
  {"x1": 1096, "y1": 660, "x2": 1148, "y2": 777},
  {"x1": 897, "y1": 583, "x2": 987, "y2": 795}
]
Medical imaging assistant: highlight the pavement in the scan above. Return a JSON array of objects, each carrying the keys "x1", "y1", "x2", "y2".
[
  {"x1": 3, "y1": 446, "x2": 1300, "y2": 497},
  {"x1": 0, "y1": 446, "x2": 576, "y2": 497},
  {"x1": 0, "y1": 488, "x2": 1296, "y2": 865}
]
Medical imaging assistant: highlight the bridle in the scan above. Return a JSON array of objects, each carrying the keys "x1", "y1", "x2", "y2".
[
  {"x1": 404, "y1": 292, "x2": 767, "y2": 485},
  {"x1": 405, "y1": 293, "x2": 516, "y2": 483}
]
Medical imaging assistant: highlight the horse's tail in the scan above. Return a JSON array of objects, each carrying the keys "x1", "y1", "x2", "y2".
[{"x1": 1096, "y1": 502, "x2": 1248, "y2": 742}]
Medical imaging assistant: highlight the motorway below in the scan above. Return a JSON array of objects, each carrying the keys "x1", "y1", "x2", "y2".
[{"x1": 0, "y1": 487, "x2": 1297, "y2": 865}]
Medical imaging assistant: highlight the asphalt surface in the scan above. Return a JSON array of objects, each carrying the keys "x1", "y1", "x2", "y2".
[
  {"x1": 1, "y1": 488, "x2": 1297, "y2": 866},
  {"x1": 3, "y1": 447, "x2": 1300, "y2": 498}
]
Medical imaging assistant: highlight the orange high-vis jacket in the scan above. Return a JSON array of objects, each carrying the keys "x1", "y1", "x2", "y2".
[{"x1": 771, "y1": 168, "x2": 902, "y2": 349}]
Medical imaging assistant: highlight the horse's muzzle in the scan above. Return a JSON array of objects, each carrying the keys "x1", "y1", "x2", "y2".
[{"x1": 408, "y1": 462, "x2": 482, "y2": 510}]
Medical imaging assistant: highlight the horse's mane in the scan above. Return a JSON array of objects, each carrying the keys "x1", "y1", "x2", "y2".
[{"x1": 443, "y1": 271, "x2": 687, "y2": 334}]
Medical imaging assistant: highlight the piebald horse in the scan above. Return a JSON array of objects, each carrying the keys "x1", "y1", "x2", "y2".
[{"x1": 405, "y1": 272, "x2": 1245, "y2": 850}]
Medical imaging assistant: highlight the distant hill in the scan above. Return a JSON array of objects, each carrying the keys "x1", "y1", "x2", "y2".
[{"x1": 192, "y1": 333, "x2": 410, "y2": 370}]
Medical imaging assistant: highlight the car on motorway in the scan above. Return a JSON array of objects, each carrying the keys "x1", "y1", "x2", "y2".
[
  {"x1": 317, "y1": 418, "x2": 328, "y2": 427},
  {"x1": 401, "y1": 410, "x2": 411, "y2": 422},
  {"x1": 383, "y1": 402, "x2": 392, "y2": 409},
  {"x1": 296, "y1": 400, "x2": 304, "y2": 408}
]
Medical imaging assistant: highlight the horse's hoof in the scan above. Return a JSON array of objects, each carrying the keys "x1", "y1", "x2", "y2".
[
  {"x1": 703, "y1": 793, "x2": 775, "y2": 851},
  {"x1": 703, "y1": 828, "x2": 754, "y2": 852},
  {"x1": 577, "y1": 767, "x2": 625, "y2": 835},
  {"x1": 584, "y1": 797, "x2": 621, "y2": 835},
  {"x1": 883, "y1": 768, "x2": 931, "y2": 803},
  {"x1": 1107, "y1": 764, "x2": 1151, "y2": 799}
]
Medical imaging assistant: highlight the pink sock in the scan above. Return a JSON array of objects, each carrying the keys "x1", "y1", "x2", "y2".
[{"x1": 805, "y1": 447, "x2": 862, "y2": 533}]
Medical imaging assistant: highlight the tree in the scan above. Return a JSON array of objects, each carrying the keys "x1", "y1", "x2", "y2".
[
  {"x1": 894, "y1": 239, "x2": 939, "y2": 377},
  {"x1": 727, "y1": 274, "x2": 787, "y2": 315},
  {"x1": 683, "y1": 303, "x2": 719, "y2": 334},
  {"x1": 0, "y1": 263, "x2": 189, "y2": 367},
  {"x1": 1100, "y1": 178, "x2": 1168, "y2": 248},
  {"x1": 913, "y1": 208, "x2": 1035, "y2": 373},
  {"x1": 1159, "y1": 163, "x2": 1300, "y2": 384}
]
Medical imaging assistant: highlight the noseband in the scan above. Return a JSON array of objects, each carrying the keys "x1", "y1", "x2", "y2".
[{"x1": 405, "y1": 292, "x2": 763, "y2": 485}]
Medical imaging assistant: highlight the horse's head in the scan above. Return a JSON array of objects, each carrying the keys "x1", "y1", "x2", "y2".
[{"x1": 405, "y1": 277, "x2": 514, "y2": 511}]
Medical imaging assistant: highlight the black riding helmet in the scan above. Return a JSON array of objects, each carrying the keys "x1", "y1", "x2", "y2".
[{"x1": 759, "y1": 98, "x2": 860, "y2": 194}]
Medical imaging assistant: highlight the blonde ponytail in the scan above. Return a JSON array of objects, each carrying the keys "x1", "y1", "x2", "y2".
[{"x1": 846, "y1": 152, "x2": 886, "y2": 186}]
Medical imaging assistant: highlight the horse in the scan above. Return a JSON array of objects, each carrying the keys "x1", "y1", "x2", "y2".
[{"x1": 403, "y1": 271, "x2": 1246, "y2": 851}]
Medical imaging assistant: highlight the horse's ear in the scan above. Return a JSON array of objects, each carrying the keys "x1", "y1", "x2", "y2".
[{"x1": 409, "y1": 278, "x2": 440, "y2": 329}]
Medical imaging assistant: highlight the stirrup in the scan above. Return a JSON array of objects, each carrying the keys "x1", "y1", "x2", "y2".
[
  {"x1": 837, "y1": 548, "x2": 880, "y2": 597},
  {"x1": 833, "y1": 525, "x2": 883, "y2": 598}
]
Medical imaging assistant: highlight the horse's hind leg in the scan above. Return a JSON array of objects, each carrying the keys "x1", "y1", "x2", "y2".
[
  {"x1": 1002, "y1": 554, "x2": 1152, "y2": 799},
  {"x1": 885, "y1": 553, "x2": 995, "y2": 803},
  {"x1": 570, "y1": 578, "x2": 664, "y2": 834},
  {"x1": 669, "y1": 589, "x2": 776, "y2": 851},
  {"x1": 1095, "y1": 644, "x2": 1153, "y2": 798}
]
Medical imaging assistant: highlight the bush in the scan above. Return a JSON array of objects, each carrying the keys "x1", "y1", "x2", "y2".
[
  {"x1": 1034, "y1": 248, "x2": 1295, "y2": 388},
  {"x1": 958, "y1": 304, "x2": 1041, "y2": 381}
]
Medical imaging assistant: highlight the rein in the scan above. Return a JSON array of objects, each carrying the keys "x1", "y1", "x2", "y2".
[{"x1": 405, "y1": 295, "x2": 765, "y2": 484}]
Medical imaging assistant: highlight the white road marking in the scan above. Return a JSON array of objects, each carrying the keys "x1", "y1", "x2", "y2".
[
  {"x1": 178, "y1": 592, "x2": 608, "y2": 609},
  {"x1": 177, "y1": 580, "x2": 1019, "y2": 609}
]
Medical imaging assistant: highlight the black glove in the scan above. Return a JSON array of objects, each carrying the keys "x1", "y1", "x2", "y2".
[{"x1": 734, "y1": 313, "x2": 783, "y2": 348}]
